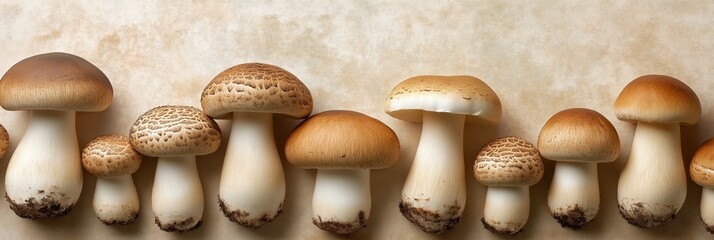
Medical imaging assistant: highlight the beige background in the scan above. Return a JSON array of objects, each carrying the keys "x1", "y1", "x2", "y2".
[{"x1": 0, "y1": 1, "x2": 713, "y2": 239}]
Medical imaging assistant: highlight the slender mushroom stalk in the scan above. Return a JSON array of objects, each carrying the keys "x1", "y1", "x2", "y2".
[
  {"x1": 153, "y1": 155, "x2": 204, "y2": 231},
  {"x1": 702, "y1": 187, "x2": 714, "y2": 233},
  {"x1": 688, "y1": 138, "x2": 714, "y2": 233},
  {"x1": 312, "y1": 169, "x2": 371, "y2": 235}
]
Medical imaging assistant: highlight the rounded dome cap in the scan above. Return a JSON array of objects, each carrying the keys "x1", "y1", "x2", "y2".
[
  {"x1": 129, "y1": 105, "x2": 222, "y2": 157},
  {"x1": 0, "y1": 52, "x2": 113, "y2": 112},
  {"x1": 614, "y1": 75, "x2": 700, "y2": 125},
  {"x1": 82, "y1": 135, "x2": 143, "y2": 178},
  {"x1": 474, "y1": 136, "x2": 544, "y2": 186},
  {"x1": 0, "y1": 123, "x2": 8, "y2": 159},
  {"x1": 538, "y1": 108, "x2": 620, "y2": 163},
  {"x1": 285, "y1": 110, "x2": 400, "y2": 169},
  {"x1": 691, "y1": 139, "x2": 714, "y2": 188}
]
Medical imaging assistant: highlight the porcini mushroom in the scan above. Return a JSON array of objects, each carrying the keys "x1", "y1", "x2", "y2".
[
  {"x1": 201, "y1": 63, "x2": 313, "y2": 228},
  {"x1": 690, "y1": 138, "x2": 714, "y2": 233},
  {"x1": 82, "y1": 135, "x2": 142, "y2": 225},
  {"x1": 385, "y1": 75, "x2": 501, "y2": 234},
  {"x1": 474, "y1": 136, "x2": 544, "y2": 235},
  {"x1": 285, "y1": 110, "x2": 400, "y2": 235},
  {"x1": 537, "y1": 108, "x2": 620, "y2": 229},
  {"x1": 129, "y1": 105, "x2": 221, "y2": 232},
  {"x1": 0, "y1": 52, "x2": 113, "y2": 219},
  {"x1": 614, "y1": 75, "x2": 700, "y2": 228}
]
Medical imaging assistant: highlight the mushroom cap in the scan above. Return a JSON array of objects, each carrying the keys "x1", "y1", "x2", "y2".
[
  {"x1": 538, "y1": 108, "x2": 620, "y2": 163},
  {"x1": 0, "y1": 52, "x2": 113, "y2": 112},
  {"x1": 614, "y1": 75, "x2": 700, "y2": 125},
  {"x1": 201, "y1": 63, "x2": 313, "y2": 119},
  {"x1": 285, "y1": 110, "x2": 400, "y2": 169},
  {"x1": 0, "y1": 123, "x2": 8, "y2": 159},
  {"x1": 474, "y1": 136, "x2": 544, "y2": 186},
  {"x1": 82, "y1": 135, "x2": 143, "y2": 178},
  {"x1": 385, "y1": 75, "x2": 502, "y2": 125},
  {"x1": 691, "y1": 138, "x2": 714, "y2": 188},
  {"x1": 129, "y1": 105, "x2": 222, "y2": 157}
]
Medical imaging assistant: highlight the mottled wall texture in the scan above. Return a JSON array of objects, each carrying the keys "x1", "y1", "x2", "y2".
[{"x1": 1, "y1": 1, "x2": 714, "y2": 239}]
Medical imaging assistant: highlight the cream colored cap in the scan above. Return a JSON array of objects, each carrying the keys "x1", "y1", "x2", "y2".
[
  {"x1": 82, "y1": 135, "x2": 142, "y2": 178},
  {"x1": 614, "y1": 75, "x2": 700, "y2": 125},
  {"x1": 538, "y1": 108, "x2": 620, "y2": 163},
  {"x1": 691, "y1": 138, "x2": 714, "y2": 188},
  {"x1": 474, "y1": 136, "x2": 544, "y2": 186}
]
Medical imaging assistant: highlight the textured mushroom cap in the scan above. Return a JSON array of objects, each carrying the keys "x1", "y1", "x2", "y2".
[
  {"x1": 0, "y1": 52, "x2": 113, "y2": 112},
  {"x1": 0, "y1": 123, "x2": 8, "y2": 159},
  {"x1": 82, "y1": 135, "x2": 143, "y2": 178},
  {"x1": 474, "y1": 136, "x2": 544, "y2": 186},
  {"x1": 385, "y1": 75, "x2": 502, "y2": 125},
  {"x1": 614, "y1": 75, "x2": 700, "y2": 125},
  {"x1": 691, "y1": 139, "x2": 714, "y2": 188},
  {"x1": 201, "y1": 63, "x2": 313, "y2": 119},
  {"x1": 129, "y1": 105, "x2": 222, "y2": 157},
  {"x1": 285, "y1": 110, "x2": 400, "y2": 169},
  {"x1": 538, "y1": 108, "x2": 620, "y2": 163}
]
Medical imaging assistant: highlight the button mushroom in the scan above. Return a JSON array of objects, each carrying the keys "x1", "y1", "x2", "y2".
[
  {"x1": 614, "y1": 75, "x2": 700, "y2": 228},
  {"x1": 690, "y1": 139, "x2": 714, "y2": 233},
  {"x1": 285, "y1": 110, "x2": 400, "y2": 235},
  {"x1": 385, "y1": 75, "x2": 502, "y2": 234},
  {"x1": 201, "y1": 63, "x2": 313, "y2": 228},
  {"x1": 82, "y1": 135, "x2": 143, "y2": 225},
  {"x1": 0, "y1": 52, "x2": 113, "y2": 219},
  {"x1": 129, "y1": 105, "x2": 221, "y2": 232},
  {"x1": 474, "y1": 136, "x2": 544, "y2": 235}
]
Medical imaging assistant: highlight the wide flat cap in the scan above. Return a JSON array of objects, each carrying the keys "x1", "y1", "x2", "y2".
[
  {"x1": 691, "y1": 139, "x2": 714, "y2": 188},
  {"x1": 538, "y1": 108, "x2": 620, "y2": 163},
  {"x1": 474, "y1": 136, "x2": 544, "y2": 186},
  {"x1": 82, "y1": 135, "x2": 143, "y2": 178},
  {"x1": 614, "y1": 75, "x2": 700, "y2": 125}
]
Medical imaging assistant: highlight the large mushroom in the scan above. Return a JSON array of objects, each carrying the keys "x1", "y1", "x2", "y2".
[
  {"x1": 201, "y1": 63, "x2": 312, "y2": 228},
  {"x1": 0, "y1": 52, "x2": 113, "y2": 219},
  {"x1": 614, "y1": 75, "x2": 700, "y2": 228},
  {"x1": 129, "y1": 105, "x2": 221, "y2": 232},
  {"x1": 285, "y1": 110, "x2": 400, "y2": 235},
  {"x1": 690, "y1": 139, "x2": 714, "y2": 233},
  {"x1": 385, "y1": 75, "x2": 502, "y2": 234}
]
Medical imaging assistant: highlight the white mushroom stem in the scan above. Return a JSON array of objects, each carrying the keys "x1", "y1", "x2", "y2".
[
  {"x1": 483, "y1": 186, "x2": 530, "y2": 234},
  {"x1": 5, "y1": 110, "x2": 81, "y2": 218},
  {"x1": 548, "y1": 162, "x2": 599, "y2": 226},
  {"x1": 312, "y1": 169, "x2": 370, "y2": 235},
  {"x1": 219, "y1": 112, "x2": 284, "y2": 227},
  {"x1": 618, "y1": 122, "x2": 686, "y2": 227},
  {"x1": 94, "y1": 175, "x2": 139, "y2": 224},
  {"x1": 701, "y1": 187, "x2": 714, "y2": 231},
  {"x1": 153, "y1": 155, "x2": 204, "y2": 232}
]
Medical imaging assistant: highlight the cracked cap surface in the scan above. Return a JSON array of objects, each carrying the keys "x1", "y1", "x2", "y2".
[
  {"x1": 82, "y1": 135, "x2": 143, "y2": 178},
  {"x1": 474, "y1": 136, "x2": 544, "y2": 186}
]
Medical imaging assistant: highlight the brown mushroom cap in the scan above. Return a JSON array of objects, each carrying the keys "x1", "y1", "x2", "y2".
[
  {"x1": 0, "y1": 123, "x2": 8, "y2": 159},
  {"x1": 538, "y1": 108, "x2": 620, "y2": 163},
  {"x1": 201, "y1": 63, "x2": 313, "y2": 119},
  {"x1": 129, "y1": 105, "x2": 222, "y2": 157},
  {"x1": 385, "y1": 75, "x2": 502, "y2": 125},
  {"x1": 691, "y1": 139, "x2": 714, "y2": 188},
  {"x1": 614, "y1": 75, "x2": 700, "y2": 125},
  {"x1": 474, "y1": 136, "x2": 544, "y2": 186},
  {"x1": 0, "y1": 52, "x2": 113, "y2": 112},
  {"x1": 82, "y1": 135, "x2": 143, "y2": 178},
  {"x1": 285, "y1": 110, "x2": 400, "y2": 169}
]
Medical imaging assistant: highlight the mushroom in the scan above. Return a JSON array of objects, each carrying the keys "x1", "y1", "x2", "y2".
[
  {"x1": 385, "y1": 75, "x2": 502, "y2": 233},
  {"x1": 201, "y1": 63, "x2": 313, "y2": 228},
  {"x1": 0, "y1": 123, "x2": 8, "y2": 158},
  {"x1": 0, "y1": 52, "x2": 113, "y2": 219},
  {"x1": 129, "y1": 105, "x2": 221, "y2": 232},
  {"x1": 474, "y1": 137, "x2": 544, "y2": 234},
  {"x1": 82, "y1": 135, "x2": 142, "y2": 225},
  {"x1": 614, "y1": 75, "x2": 700, "y2": 228},
  {"x1": 285, "y1": 110, "x2": 399, "y2": 235},
  {"x1": 690, "y1": 138, "x2": 714, "y2": 233}
]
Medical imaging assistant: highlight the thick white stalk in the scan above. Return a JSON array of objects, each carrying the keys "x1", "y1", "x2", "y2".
[
  {"x1": 5, "y1": 110, "x2": 81, "y2": 219},
  {"x1": 153, "y1": 155, "x2": 204, "y2": 232},
  {"x1": 548, "y1": 162, "x2": 599, "y2": 229},
  {"x1": 219, "y1": 112, "x2": 284, "y2": 228},
  {"x1": 312, "y1": 169, "x2": 370, "y2": 235},
  {"x1": 94, "y1": 175, "x2": 139, "y2": 225},
  {"x1": 618, "y1": 122, "x2": 685, "y2": 228},
  {"x1": 400, "y1": 111, "x2": 466, "y2": 234},
  {"x1": 701, "y1": 187, "x2": 714, "y2": 233},
  {"x1": 483, "y1": 186, "x2": 530, "y2": 235}
]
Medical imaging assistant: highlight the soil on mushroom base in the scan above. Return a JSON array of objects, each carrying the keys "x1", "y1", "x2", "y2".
[
  {"x1": 154, "y1": 216, "x2": 202, "y2": 232},
  {"x1": 552, "y1": 205, "x2": 589, "y2": 230},
  {"x1": 6, "y1": 192, "x2": 74, "y2": 219},
  {"x1": 218, "y1": 198, "x2": 283, "y2": 229},
  {"x1": 398, "y1": 200, "x2": 461, "y2": 234},
  {"x1": 312, "y1": 210, "x2": 367, "y2": 236},
  {"x1": 618, "y1": 202, "x2": 677, "y2": 228}
]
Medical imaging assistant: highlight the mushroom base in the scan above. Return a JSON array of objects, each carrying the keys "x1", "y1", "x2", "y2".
[
  {"x1": 154, "y1": 216, "x2": 202, "y2": 232},
  {"x1": 100, "y1": 211, "x2": 138, "y2": 225},
  {"x1": 218, "y1": 198, "x2": 283, "y2": 229},
  {"x1": 398, "y1": 200, "x2": 461, "y2": 234},
  {"x1": 312, "y1": 211, "x2": 366, "y2": 235},
  {"x1": 618, "y1": 201, "x2": 677, "y2": 228},
  {"x1": 6, "y1": 193, "x2": 74, "y2": 219},
  {"x1": 552, "y1": 205, "x2": 590, "y2": 230},
  {"x1": 481, "y1": 217, "x2": 522, "y2": 235},
  {"x1": 703, "y1": 220, "x2": 714, "y2": 234}
]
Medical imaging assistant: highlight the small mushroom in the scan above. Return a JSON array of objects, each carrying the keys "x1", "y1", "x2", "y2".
[
  {"x1": 129, "y1": 106, "x2": 221, "y2": 232},
  {"x1": 474, "y1": 137, "x2": 544, "y2": 235},
  {"x1": 82, "y1": 135, "x2": 142, "y2": 225},
  {"x1": 690, "y1": 139, "x2": 714, "y2": 233},
  {"x1": 0, "y1": 123, "x2": 8, "y2": 158}
]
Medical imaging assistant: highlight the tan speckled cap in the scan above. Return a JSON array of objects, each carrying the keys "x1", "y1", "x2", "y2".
[
  {"x1": 0, "y1": 52, "x2": 113, "y2": 112},
  {"x1": 614, "y1": 75, "x2": 700, "y2": 125},
  {"x1": 0, "y1": 123, "x2": 8, "y2": 159},
  {"x1": 538, "y1": 108, "x2": 620, "y2": 163},
  {"x1": 285, "y1": 110, "x2": 400, "y2": 169},
  {"x1": 691, "y1": 139, "x2": 714, "y2": 188},
  {"x1": 82, "y1": 135, "x2": 142, "y2": 178},
  {"x1": 474, "y1": 136, "x2": 544, "y2": 186},
  {"x1": 385, "y1": 75, "x2": 502, "y2": 125},
  {"x1": 201, "y1": 63, "x2": 313, "y2": 119},
  {"x1": 129, "y1": 105, "x2": 222, "y2": 157}
]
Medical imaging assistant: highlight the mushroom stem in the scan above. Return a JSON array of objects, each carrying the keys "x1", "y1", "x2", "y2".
[
  {"x1": 5, "y1": 110, "x2": 81, "y2": 219},
  {"x1": 548, "y1": 162, "x2": 599, "y2": 229},
  {"x1": 94, "y1": 175, "x2": 139, "y2": 225},
  {"x1": 618, "y1": 122, "x2": 686, "y2": 228},
  {"x1": 219, "y1": 112, "x2": 284, "y2": 228},
  {"x1": 312, "y1": 169, "x2": 370, "y2": 235},
  {"x1": 400, "y1": 111, "x2": 466, "y2": 234},
  {"x1": 482, "y1": 186, "x2": 529, "y2": 235},
  {"x1": 701, "y1": 187, "x2": 714, "y2": 233},
  {"x1": 153, "y1": 155, "x2": 204, "y2": 232}
]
